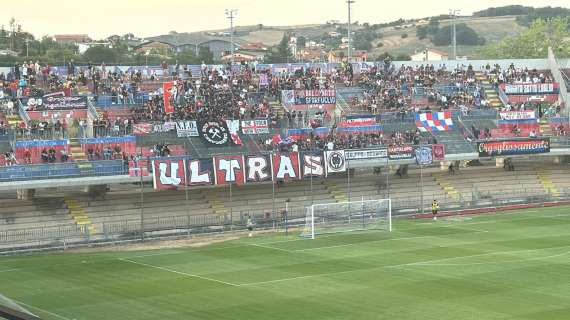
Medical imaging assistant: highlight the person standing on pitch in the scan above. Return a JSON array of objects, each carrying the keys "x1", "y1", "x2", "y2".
[
  {"x1": 247, "y1": 215, "x2": 254, "y2": 237},
  {"x1": 432, "y1": 200, "x2": 439, "y2": 221}
]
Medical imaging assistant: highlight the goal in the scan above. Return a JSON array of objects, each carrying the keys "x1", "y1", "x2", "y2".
[{"x1": 301, "y1": 198, "x2": 392, "y2": 239}]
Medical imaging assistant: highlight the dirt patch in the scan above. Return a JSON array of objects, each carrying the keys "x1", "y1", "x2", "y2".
[{"x1": 65, "y1": 233, "x2": 246, "y2": 254}]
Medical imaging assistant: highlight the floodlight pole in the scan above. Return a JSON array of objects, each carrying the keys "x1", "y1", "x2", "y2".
[
  {"x1": 225, "y1": 9, "x2": 238, "y2": 66},
  {"x1": 140, "y1": 156, "x2": 145, "y2": 241},
  {"x1": 272, "y1": 152, "x2": 276, "y2": 218},
  {"x1": 347, "y1": 0, "x2": 355, "y2": 62},
  {"x1": 450, "y1": 9, "x2": 460, "y2": 60}
]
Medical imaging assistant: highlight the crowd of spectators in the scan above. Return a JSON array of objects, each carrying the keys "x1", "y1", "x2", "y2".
[{"x1": 351, "y1": 64, "x2": 484, "y2": 115}]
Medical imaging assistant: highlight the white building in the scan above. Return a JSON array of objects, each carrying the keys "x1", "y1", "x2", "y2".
[
  {"x1": 77, "y1": 42, "x2": 112, "y2": 54},
  {"x1": 410, "y1": 48, "x2": 449, "y2": 62}
]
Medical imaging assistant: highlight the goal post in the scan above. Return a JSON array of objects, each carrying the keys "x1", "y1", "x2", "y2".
[{"x1": 301, "y1": 198, "x2": 392, "y2": 239}]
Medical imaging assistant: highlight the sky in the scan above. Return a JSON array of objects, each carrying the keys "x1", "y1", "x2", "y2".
[{"x1": 1, "y1": 0, "x2": 569, "y2": 40}]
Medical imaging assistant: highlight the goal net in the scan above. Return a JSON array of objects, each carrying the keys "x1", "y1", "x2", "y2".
[{"x1": 301, "y1": 198, "x2": 392, "y2": 239}]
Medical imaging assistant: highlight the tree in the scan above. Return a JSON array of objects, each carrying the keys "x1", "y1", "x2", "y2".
[
  {"x1": 416, "y1": 26, "x2": 428, "y2": 40},
  {"x1": 198, "y1": 46, "x2": 214, "y2": 64},
  {"x1": 257, "y1": 24, "x2": 264, "y2": 31},
  {"x1": 432, "y1": 24, "x2": 484, "y2": 46},
  {"x1": 266, "y1": 33, "x2": 292, "y2": 63},
  {"x1": 395, "y1": 53, "x2": 411, "y2": 61},
  {"x1": 401, "y1": 33, "x2": 408, "y2": 39},
  {"x1": 297, "y1": 36, "x2": 307, "y2": 48},
  {"x1": 482, "y1": 17, "x2": 570, "y2": 58},
  {"x1": 83, "y1": 46, "x2": 119, "y2": 63}
]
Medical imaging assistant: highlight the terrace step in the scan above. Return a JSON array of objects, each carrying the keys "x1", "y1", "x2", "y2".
[{"x1": 69, "y1": 139, "x2": 87, "y2": 161}]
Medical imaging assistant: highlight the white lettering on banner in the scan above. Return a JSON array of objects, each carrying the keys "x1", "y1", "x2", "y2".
[
  {"x1": 504, "y1": 83, "x2": 555, "y2": 94},
  {"x1": 345, "y1": 149, "x2": 387, "y2": 160},
  {"x1": 188, "y1": 160, "x2": 210, "y2": 184},
  {"x1": 176, "y1": 121, "x2": 199, "y2": 137},
  {"x1": 276, "y1": 155, "x2": 297, "y2": 179},
  {"x1": 218, "y1": 159, "x2": 242, "y2": 182},
  {"x1": 241, "y1": 120, "x2": 270, "y2": 134},
  {"x1": 247, "y1": 157, "x2": 269, "y2": 181},
  {"x1": 154, "y1": 122, "x2": 176, "y2": 133},
  {"x1": 499, "y1": 111, "x2": 536, "y2": 121},
  {"x1": 303, "y1": 155, "x2": 324, "y2": 176},
  {"x1": 159, "y1": 162, "x2": 181, "y2": 186}
]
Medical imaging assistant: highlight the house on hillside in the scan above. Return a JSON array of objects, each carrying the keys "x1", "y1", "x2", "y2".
[
  {"x1": 53, "y1": 34, "x2": 92, "y2": 44},
  {"x1": 133, "y1": 41, "x2": 175, "y2": 55},
  {"x1": 221, "y1": 52, "x2": 261, "y2": 63},
  {"x1": 300, "y1": 48, "x2": 327, "y2": 62},
  {"x1": 199, "y1": 39, "x2": 240, "y2": 61},
  {"x1": 328, "y1": 50, "x2": 368, "y2": 63},
  {"x1": 411, "y1": 48, "x2": 449, "y2": 62},
  {"x1": 77, "y1": 42, "x2": 112, "y2": 54}
]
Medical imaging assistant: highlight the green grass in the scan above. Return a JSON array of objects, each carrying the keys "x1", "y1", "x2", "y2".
[{"x1": 2, "y1": 206, "x2": 570, "y2": 319}]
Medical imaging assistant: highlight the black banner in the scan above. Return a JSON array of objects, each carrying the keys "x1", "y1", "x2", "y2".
[
  {"x1": 477, "y1": 138, "x2": 550, "y2": 157},
  {"x1": 199, "y1": 121, "x2": 230, "y2": 146},
  {"x1": 39, "y1": 96, "x2": 87, "y2": 110}
]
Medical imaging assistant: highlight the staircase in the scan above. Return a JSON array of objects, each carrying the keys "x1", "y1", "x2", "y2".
[
  {"x1": 433, "y1": 174, "x2": 460, "y2": 200},
  {"x1": 6, "y1": 114, "x2": 22, "y2": 129},
  {"x1": 269, "y1": 100, "x2": 286, "y2": 118},
  {"x1": 484, "y1": 88, "x2": 503, "y2": 108},
  {"x1": 538, "y1": 119, "x2": 552, "y2": 136},
  {"x1": 69, "y1": 139, "x2": 87, "y2": 161},
  {"x1": 203, "y1": 190, "x2": 227, "y2": 215},
  {"x1": 536, "y1": 169, "x2": 560, "y2": 196},
  {"x1": 325, "y1": 181, "x2": 348, "y2": 202},
  {"x1": 475, "y1": 72, "x2": 489, "y2": 85},
  {"x1": 64, "y1": 197, "x2": 95, "y2": 235}
]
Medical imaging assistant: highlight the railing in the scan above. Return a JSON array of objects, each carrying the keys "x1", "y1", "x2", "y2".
[
  {"x1": 2, "y1": 186, "x2": 570, "y2": 253},
  {"x1": 94, "y1": 95, "x2": 147, "y2": 108},
  {"x1": 497, "y1": 86, "x2": 508, "y2": 107},
  {"x1": 16, "y1": 100, "x2": 30, "y2": 124},
  {"x1": 0, "y1": 160, "x2": 127, "y2": 182},
  {"x1": 87, "y1": 97, "x2": 99, "y2": 120}
]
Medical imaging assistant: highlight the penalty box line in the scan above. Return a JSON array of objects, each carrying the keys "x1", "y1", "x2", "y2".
[
  {"x1": 240, "y1": 245, "x2": 570, "y2": 286},
  {"x1": 119, "y1": 258, "x2": 240, "y2": 287}
]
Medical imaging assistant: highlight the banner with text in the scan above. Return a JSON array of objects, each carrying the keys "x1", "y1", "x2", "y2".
[
  {"x1": 281, "y1": 89, "x2": 337, "y2": 112},
  {"x1": 477, "y1": 138, "x2": 550, "y2": 157}
]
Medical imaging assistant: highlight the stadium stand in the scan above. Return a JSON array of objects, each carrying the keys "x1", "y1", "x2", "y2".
[{"x1": 2, "y1": 56, "x2": 570, "y2": 252}]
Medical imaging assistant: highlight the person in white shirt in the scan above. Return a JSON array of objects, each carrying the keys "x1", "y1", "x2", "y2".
[
  {"x1": 327, "y1": 141, "x2": 334, "y2": 151},
  {"x1": 292, "y1": 143, "x2": 298, "y2": 152},
  {"x1": 529, "y1": 130, "x2": 537, "y2": 138}
]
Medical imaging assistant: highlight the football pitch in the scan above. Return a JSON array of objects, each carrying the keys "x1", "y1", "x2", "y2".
[{"x1": 2, "y1": 206, "x2": 570, "y2": 320}]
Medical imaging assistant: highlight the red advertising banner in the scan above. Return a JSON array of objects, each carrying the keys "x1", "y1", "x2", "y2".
[
  {"x1": 432, "y1": 144, "x2": 445, "y2": 161},
  {"x1": 213, "y1": 155, "x2": 246, "y2": 185},
  {"x1": 272, "y1": 152, "x2": 301, "y2": 182},
  {"x1": 302, "y1": 154, "x2": 325, "y2": 177},
  {"x1": 187, "y1": 159, "x2": 213, "y2": 186},
  {"x1": 245, "y1": 155, "x2": 272, "y2": 182},
  {"x1": 152, "y1": 159, "x2": 186, "y2": 190},
  {"x1": 129, "y1": 160, "x2": 149, "y2": 177},
  {"x1": 163, "y1": 81, "x2": 175, "y2": 114}
]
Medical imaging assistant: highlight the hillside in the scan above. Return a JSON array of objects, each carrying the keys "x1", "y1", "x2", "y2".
[{"x1": 148, "y1": 15, "x2": 527, "y2": 59}]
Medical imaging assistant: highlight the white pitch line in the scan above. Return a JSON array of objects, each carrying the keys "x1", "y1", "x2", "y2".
[
  {"x1": 119, "y1": 258, "x2": 240, "y2": 287},
  {"x1": 240, "y1": 245, "x2": 570, "y2": 286},
  {"x1": 0, "y1": 268, "x2": 19, "y2": 273},
  {"x1": 14, "y1": 299, "x2": 72, "y2": 320},
  {"x1": 404, "y1": 246, "x2": 570, "y2": 267},
  {"x1": 250, "y1": 243, "x2": 294, "y2": 253},
  {"x1": 294, "y1": 235, "x2": 436, "y2": 252}
]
